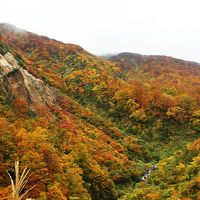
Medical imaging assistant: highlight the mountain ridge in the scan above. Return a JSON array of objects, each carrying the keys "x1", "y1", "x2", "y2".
[
  {"x1": 109, "y1": 52, "x2": 200, "y2": 71},
  {"x1": 2, "y1": 23, "x2": 200, "y2": 65},
  {"x1": 0, "y1": 23, "x2": 199, "y2": 200}
]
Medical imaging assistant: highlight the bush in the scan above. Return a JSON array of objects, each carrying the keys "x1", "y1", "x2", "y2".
[
  {"x1": 15, "y1": 53, "x2": 26, "y2": 68},
  {"x1": 0, "y1": 41, "x2": 9, "y2": 55}
]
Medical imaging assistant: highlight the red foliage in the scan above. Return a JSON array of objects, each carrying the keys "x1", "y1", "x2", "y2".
[{"x1": 13, "y1": 99, "x2": 29, "y2": 114}]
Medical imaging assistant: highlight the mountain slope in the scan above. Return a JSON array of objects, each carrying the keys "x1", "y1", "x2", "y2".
[
  {"x1": 0, "y1": 24, "x2": 199, "y2": 200},
  {"x1": 110, "y1": 52, "x2": 200, "y2": 200},
  {"x1": 0, "y1": 25, "x2": 146, "y2": 200},
  {"x1": 0, "y1": 51, "x2": 59, "y2": 117}
]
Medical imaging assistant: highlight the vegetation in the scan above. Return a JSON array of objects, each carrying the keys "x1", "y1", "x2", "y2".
[{"x1": 0, "y1": 25, "x2": 199, "y2": 199}]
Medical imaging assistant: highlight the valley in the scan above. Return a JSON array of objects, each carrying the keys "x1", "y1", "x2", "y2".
[{"x1": 0, "y1": 23, "x2": 199, "y2": 200}]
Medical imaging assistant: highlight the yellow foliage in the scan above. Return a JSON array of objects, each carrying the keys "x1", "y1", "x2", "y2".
[
  {"x1": 166, "y1": 106, "x2": 185, "y2": 121},
  {"x1": 176, "y1": 162, "x2": 186, "y2": 172}
]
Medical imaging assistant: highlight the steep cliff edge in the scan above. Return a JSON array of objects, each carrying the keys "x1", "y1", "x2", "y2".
[{"x1": 0, "y1": 51, "x2": 58, "y2": 114}]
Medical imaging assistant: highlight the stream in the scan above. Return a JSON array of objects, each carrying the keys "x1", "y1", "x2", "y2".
[{"x1": 140, "y1": 164, "x2": 157, "y2": 182}]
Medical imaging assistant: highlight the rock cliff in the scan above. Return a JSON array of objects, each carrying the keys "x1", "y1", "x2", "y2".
[{"x1": 0, "y1": 51, "x2": 58, "y2": 113}]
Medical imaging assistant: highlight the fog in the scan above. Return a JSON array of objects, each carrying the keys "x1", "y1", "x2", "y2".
[{"x1": 1, "y1": 0, "x2": 200, "y2": 62}]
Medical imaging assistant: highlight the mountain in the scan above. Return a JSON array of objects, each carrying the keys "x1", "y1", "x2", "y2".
[
  {"x1": 109, "y1": 52, "x2": 200, "y2": 70},
  {"x1": 0, "y1": 51, "x2": 59, "y2": 116},
  {"x1": 0, "y1": 24, "x2": 200, "y2": 200},
  {"x1": 109, "y1": 52, "x2": 148, "y2": 70}
]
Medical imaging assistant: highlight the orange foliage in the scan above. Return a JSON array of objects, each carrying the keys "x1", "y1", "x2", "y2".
[
  {"x1": 0, "y1": 186, "x2": 12, "y2": 200},
  {"x1": 146, "y1": 192, "x2": 160, "y2": 199},
  {"x1": 187, "y1": 138, "x2": 200, "y2": 151},
  {"x1": 13, "y1": 99, "x2": 29, "y2": 114}
]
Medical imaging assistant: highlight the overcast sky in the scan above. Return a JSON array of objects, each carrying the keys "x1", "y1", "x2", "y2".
[{"x1": 1, "y1": 0, "x2": 200, "y2": 62}]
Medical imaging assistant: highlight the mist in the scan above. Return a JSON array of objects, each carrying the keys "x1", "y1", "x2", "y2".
[{"x1": 0, "y1": 0, "x2": 200, "y2": 63}]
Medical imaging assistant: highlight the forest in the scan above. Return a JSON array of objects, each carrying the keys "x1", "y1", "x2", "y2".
[{"x1": 0, "y1": 23, "x2": 199, "y2": 200}]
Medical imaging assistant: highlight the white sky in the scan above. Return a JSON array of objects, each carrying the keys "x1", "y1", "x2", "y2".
[{"x1": 1, "y1": 0, "x2": 200, "y2": 62}]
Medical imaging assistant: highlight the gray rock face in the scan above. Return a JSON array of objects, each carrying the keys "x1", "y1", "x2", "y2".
[
  {"x1": 0, "y1": 51, "x2": 58, "y2": 113},
  {"x1": 4, "y1": 52, "x2": 20, "y2": 67},
  {"x1": 0, "y1": 52, "x2": 20, "y2": 79}
]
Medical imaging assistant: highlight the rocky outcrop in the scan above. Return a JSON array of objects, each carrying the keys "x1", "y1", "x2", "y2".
[
  {"x1": 0, "y1": 51, "x2": 58, "y2": 113},
  {"x1": 0, "y1": 52, "x2": 20, "y2": 78}
]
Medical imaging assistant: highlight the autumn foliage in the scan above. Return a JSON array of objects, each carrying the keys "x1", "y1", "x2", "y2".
[{"x1": 0, "y1": 24, "x2": 200, "y2": 200}]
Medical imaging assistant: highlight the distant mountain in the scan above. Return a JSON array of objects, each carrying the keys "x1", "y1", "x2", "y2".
[
  {"x1": 0, "y1": 24, "x2": 200, "y2": 200},
  {"x1": 110, "y1": 52, "x2": 200, "y2": 71},
  {"x1": 109, "y1": 52, "x2": 148, "y2": 69}
]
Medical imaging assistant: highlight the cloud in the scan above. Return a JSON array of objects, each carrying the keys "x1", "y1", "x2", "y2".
[{"x1": 0, "y1": 0, "x2": 200, "y2": 62}]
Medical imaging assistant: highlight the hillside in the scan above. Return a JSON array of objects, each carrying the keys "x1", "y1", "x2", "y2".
[
  {"x1": 0, "y1": 24, "x2": 200, "y2": 200},
  {"x1": 110, "y1": 53, "x2": 200, "y2": 199},
  {"x1": 109, "y1": 52, "x2": 200, "y2": 70}
]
